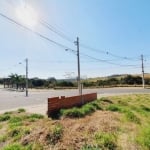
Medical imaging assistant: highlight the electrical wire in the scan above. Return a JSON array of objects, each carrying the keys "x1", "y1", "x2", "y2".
[{"x1": 0, "y1": 13, "x2": 75, "y2": 52}]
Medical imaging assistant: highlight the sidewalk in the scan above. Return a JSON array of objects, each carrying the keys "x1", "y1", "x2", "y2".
[{"x1": 0, "y1": 104, "x2": 47, "y2": 115}]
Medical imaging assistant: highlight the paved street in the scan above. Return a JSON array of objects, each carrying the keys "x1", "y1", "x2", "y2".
[{"x1": 0, "y1": 87, "x2": 150, "y2": 114}]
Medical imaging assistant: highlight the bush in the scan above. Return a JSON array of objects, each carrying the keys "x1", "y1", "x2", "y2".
[
  {"x1": 18, "y1": 108, "x2": 26, "y2": 113},
  {"x1": 0, "y1": 115, "x2": 10, "y2": 122}
]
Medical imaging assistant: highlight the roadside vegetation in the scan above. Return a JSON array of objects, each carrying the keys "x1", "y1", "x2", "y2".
[
  {"x1": 1, "y1": 73, "x2": 150, "y2": 89},
  {"x1": 0, "y1": 94, "x2": 150, "y2": 149}
]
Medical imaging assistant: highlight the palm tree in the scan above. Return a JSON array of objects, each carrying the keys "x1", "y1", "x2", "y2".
[{"x1": 9, "y1": 74, "x2": 26, "y2": 90}]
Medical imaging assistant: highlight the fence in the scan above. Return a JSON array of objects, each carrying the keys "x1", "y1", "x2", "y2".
[{"x1": 47, "y1": 93, "x2": 97, "y2": 116}]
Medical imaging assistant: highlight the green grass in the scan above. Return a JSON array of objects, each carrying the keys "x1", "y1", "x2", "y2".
[
  {"x1": 46, "y1": 124, "x2": 63, "y2": 144},
  {"x1": 124, "y1": 110, "x2": 140, "y2": 124},
  {"x1": 17, "y1": 108, "x2": 26, "y2": 113},
  {"x1": 94, "y1": 132, "x2": 117, "y2": 150},
  {"x1": 3, "y1": 143, "x2": 25, "y2": 150},
  {"x1": 136, "y1": 126, "x2": 150, "y2": 149},
  {"x1": 1, "y1": 94, "x2": 150, "y2": 149},
  {"x1": 0, "y1": 135, "x2": 7, "y2": 142},
  {"x1": 0, "y1": 115, "x2": 11, "y2": 122},
  {"x1": 60, "y1": 100, "x2": 102, "y2": 118},
  {"x1": 106, "y1": 104, "x2": 122, "y2": 112}
]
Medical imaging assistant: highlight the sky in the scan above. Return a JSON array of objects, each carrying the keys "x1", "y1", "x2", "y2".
[{"x1": 0, "y1": 0, "x2": 150, "y2": 79}]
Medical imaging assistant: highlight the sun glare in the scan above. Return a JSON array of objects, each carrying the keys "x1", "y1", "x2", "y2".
[{"x1": 16, "y1": 4, "x2": 38, "y2": 28}]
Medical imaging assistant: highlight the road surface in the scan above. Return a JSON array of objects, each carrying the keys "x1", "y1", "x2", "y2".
[{"x1": 0, "y1": 87, "x2": 149, "y2": 114}]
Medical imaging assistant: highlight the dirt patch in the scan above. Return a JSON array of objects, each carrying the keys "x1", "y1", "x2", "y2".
[{"x1": 58, "y1": 111, "x2": 120, "y2": 149}]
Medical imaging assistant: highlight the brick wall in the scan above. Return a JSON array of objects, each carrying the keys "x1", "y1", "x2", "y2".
[{"x1": 47, "y1": 93, "x2": 97, "y2": 116}]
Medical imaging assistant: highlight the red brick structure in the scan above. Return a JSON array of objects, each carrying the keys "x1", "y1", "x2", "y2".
[{"x1": 47, "y1": 93, "x2": 97, "y2": 116}]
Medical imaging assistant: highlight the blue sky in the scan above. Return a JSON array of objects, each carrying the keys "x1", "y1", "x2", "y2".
[{"x1": 0, "y1": 0, "x2": 150, "y2": 79}]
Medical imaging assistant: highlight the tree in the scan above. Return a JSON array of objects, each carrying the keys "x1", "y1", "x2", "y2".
[{"x1": 9, "y1": 74, "x2": 26, "y2": 90}]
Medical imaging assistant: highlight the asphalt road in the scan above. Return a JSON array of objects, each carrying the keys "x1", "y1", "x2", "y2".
[{"x1": 0, "y1": 87, "x2": 150, "y2": 112}]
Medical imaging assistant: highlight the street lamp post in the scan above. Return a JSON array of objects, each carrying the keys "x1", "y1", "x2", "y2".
[{"x1": 25, "y1": 58, "x2": 28, "y2": 97}]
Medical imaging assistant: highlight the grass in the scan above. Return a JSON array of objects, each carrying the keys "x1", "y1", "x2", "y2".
[
  {"x1": 0, "y1": 115, "x2": 11, "y2": 122},
  {"x1": 0, "y1": 94, "x2": 150, "y2": 149},
  {"x1": 60, "y1": 100, "x2": 102, "y2": 118},
  {"x1": 136, "y1": 126, "x2": 150, "y2": 149},
  {"x1": 3, "y1": 143, "x2": 25, "y2": 150},
  {"x1": 17, "y1": 108, "x2": 26, "y2": 113},
  {"x1": 94, "y1": 132, "x2": 117, "y2": 150},
  {"x1": 46, "y1": 124, "x2": 63, "y2": 144}
]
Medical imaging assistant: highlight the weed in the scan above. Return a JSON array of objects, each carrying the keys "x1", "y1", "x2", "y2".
[
  {"x1": 27, "y1": 114, "x2": 44, "y2": 120},
  {"x1": 100, "y1": 98, "x2": 113, "y2": 104},
  {"x1": 125, "y1": 110, "x2": 140, "y2": 124},
  {"x1": 0, "y1": 135, "x2": 7, "y2": 142},
  {"x1": 94, "y1": 132, "x2": 117, "y2": 150},
  {"x1": 8, "y1": 116, "x2": 23, "y2": 128},
  {"x1": 4, "y1": 111, "x2": 13, "y2": 115},
  {"x1": 136, "y1": 126, "x2": 150, "y2": 149},
  {"x1": 0, "y1": 115, "x2": 11, "y2": 122},
  {"x1": 9, "y1": 116, "x2": 22, "y2": 124},
  {"x1": 46, "y1": 124, "x2": 63, "y2": 144},
  {"x1": 3, "y1": 143, "x2": 25, "y2": 150},
  {"x1": 0, "y1": 124, "x2": 3, "y2": 129},
  {"x1": 26, "y1": 142, "x2": 44, "y2": 150},
  {"x1": 60, "y1": 107, "x2": 84, "y2": 118},
  {"x1": 18, "y1": 108, "x2": 26, "y2": 113},
  {"x1": 9, "y1": 128, "x2": 21, "y2": 137},
  {"x1": 140, "y1": 105, "x2": 150, "y2": 112},
  {"x1": 106, "y1": 104, "x2": 122, "y2": 112},
  {"x1": 117, "y1": 100, "x2": 128, "y2": 106},
  {"x1": 82, "y1": 144, "x2": 100, "y2": 150},
  {"x1": 60, "y1": 100, "x2": 102, "y2": 118}
]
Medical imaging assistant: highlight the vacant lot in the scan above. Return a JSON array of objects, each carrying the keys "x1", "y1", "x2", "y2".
[{"x1": 0, "y1": 94, "x2": 150, "y2": 149}]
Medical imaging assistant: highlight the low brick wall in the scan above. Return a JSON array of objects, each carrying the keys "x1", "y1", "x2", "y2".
[{"x1": 47, "y1": 93, "x2": 97, "y2": 116}]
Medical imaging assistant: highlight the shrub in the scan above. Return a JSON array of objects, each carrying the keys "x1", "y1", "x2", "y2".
[
  {"x1": 4, "y1": 111, "x2": 13, "y2": 115},
  {"x1": 18, "y1": 108, "x2": 26, "y2": 113},
  {"x1": 0, "y1": 115, "x2": 10, "y2": 122}
]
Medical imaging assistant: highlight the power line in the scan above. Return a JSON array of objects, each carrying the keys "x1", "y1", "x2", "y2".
[
  {"x1": 0, "y1": 13, "x2": 75, "y2": 51},
  {"x1": 40, "y1": 20, "x2": 74, "y2": 43},
  {"x1": 2, "y1": 1, "x2": 147, "y2": 63}
]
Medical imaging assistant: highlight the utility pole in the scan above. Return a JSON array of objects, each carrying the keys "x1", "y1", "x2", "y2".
[
  {"x1": 141, "y1": 54, "x2": 145, "y2": 89},
  {"x1": 74, "y1": 37, "x2": 81, "y2": 95},
  {"x1": 25, "y1": 58, "x2": 28, "y2": 96}
]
